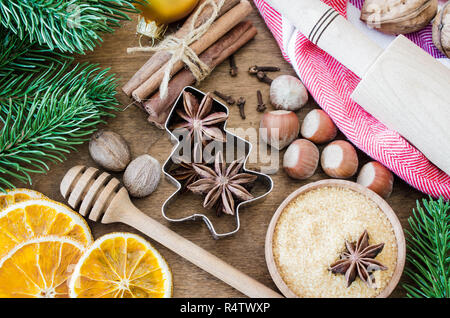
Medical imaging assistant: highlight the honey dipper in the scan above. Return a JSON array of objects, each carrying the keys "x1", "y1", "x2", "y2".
[{"x1": 60, "y1": 166, "x2": 282, "y2": 298}]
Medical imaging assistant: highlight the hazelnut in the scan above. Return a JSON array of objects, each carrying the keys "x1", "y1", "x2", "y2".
[
  {"x1": 283, "y1": 139, "x2": 319, "y2": 180},
  {"x1": 260, "y1": 110, "x2": 300, "y2": 150},
  {"x1": 321, "y1": 140, "x2": 358, "y2": 178},
  {"x1": 357, "y1": 161, "x2": 394, "y2": 199},
  {"x1": 270, "y1": 75, "x2": 308, "y2": 111},
  {"x1": 301, "y1": 109, "x2": 337, "y2": 144}
]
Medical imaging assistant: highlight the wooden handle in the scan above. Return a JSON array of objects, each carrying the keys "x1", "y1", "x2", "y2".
[
  {"x1": 265, "y1": 0, "x2": 383, "y2": 78},
  {"x1": 106, "y1": 191, "x2": 282, "y2": 298},
  {"x1": 352, "y1": 36, "x2": 450, "y2": 176}
]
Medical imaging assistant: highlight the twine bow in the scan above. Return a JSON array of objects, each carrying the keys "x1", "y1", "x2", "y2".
[{"x1": 127, "y1": 0, "x2": 225, "y2": 99}]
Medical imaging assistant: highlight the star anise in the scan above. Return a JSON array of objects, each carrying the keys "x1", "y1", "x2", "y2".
[
  {"x1": 172, "y1": 91, "x2": 228, "y2": 145},
  {"x1": 329, "y1": 230, "x2": 387, "y2": 288},
  {"x1": 187, "y1": 152, "x2": 257, "y2": 216},
  {"x1": 170, "y1": 143, "x2": 204, "y2": 191},
  {"x1": 171, "y1": 161, "x2": 200, "y2": 191}
]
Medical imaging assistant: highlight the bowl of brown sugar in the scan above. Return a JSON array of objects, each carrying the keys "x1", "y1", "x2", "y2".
[{"x1": 266, "y1": 179, "x2": 405, "y2": 298}]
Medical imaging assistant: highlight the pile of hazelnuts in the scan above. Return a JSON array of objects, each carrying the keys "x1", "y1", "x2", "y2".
[{"x1": 259, "y1": 74, "x2": 394, "y2": 199}]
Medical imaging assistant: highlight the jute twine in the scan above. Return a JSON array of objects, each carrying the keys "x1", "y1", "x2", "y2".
[{"x1": 127, "y1": 0, "x2": 225, "y2": 99}]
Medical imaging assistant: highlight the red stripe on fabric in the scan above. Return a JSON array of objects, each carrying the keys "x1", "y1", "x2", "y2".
[{"x1": 253, "y1": 0, "x2": 450, "y2": 199}]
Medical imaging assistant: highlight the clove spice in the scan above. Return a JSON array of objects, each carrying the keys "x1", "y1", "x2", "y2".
[
  {"x1": 256, "y1": 90, "x2": 266, "y2": 112},
  {"x1": 237, "y1": 97, "x2": 246, "y2": 119},
  {"x1": 256, "y1": 71, "x2": 273, "y2": 84},
  {"x1": 214, "y1": 90, "x2": 236, "y2": 105},
  {"x1": 248, "y1": 65, "x2": 280, "y2": 75},
  {"x1": 229, "y1": 55, "x2": 238, "y2": 77}
]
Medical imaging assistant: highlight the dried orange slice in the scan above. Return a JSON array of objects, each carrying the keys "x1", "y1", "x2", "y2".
[
  {"x1": 0, "y1": 199, "x2": 92, "y2": 259},
  {"x1": 70, "y1": 233, "x2": 172, "y2": 298},
  {"x1": 0, "y1": 236, "x2": 84, "y2": 298},
  {"x1": 0, "y1": 188, "x2": 45, "y2": 210}
]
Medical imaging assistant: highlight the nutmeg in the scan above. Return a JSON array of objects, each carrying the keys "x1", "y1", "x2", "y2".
[
  {"x1": 357, "y1": 161, "x2": 394, "y2": 199},
  {"x1": 283, "y1": 139, "x2": 319, "y2": 180},
  {"x1": 301, "y1": 109, "x2": 337, "y2": 144},
  {"x1": 89, "y1": 130, "x2": 131, "y2": 172},
  {"x1": 260, "y1": 110, "x2": 300, "y2": 150},
  {"x1": 270, "y1": 75, "x2": 308, "y2": 111},
  {"x1": 321, "y1": 140, "x2": 358, "y2": 179},
  {"x1": 361, "y1": 0, "x2": 438, "y2": 35},
  {"x1": 433, "y1": 3, "x2": 450, "y2": 58},
  {"x1": 123, "y1": 154, "x2": 161, "y2": 198}
]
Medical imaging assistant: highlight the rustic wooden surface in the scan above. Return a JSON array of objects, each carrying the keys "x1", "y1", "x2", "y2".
[{"x1": 30, "y1": 3, "x2": 423, "y2": 298}]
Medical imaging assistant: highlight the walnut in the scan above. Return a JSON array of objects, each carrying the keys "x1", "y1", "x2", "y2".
[
  {"x1": 432, "y1": 2, "x2": 450, "y2": 58},
  {"x1": 360, "y1": 0, "x2": 438, "y2": 35}
]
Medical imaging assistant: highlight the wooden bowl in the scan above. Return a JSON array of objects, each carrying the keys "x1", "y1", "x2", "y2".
[{"x1": 265, "y1": 179, "x2": 405, "y2": 298}]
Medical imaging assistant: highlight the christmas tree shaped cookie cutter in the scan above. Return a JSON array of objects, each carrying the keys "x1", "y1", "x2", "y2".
[{"x1": 162, "y1": 86, "x2": 273, "y2": 239}]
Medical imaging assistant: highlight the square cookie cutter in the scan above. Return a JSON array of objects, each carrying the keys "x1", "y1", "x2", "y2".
[{"x1": 162, "y1": 86, "x2": 274, "y2": 239}]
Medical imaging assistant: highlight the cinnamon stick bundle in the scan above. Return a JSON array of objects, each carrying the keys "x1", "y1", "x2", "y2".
[
  {"x1": 131, "y1": 0, "x2": 252, "y2": 102},
  {"x1": 145, "y1": 21, "x2": 257, "y2": 128},
  {"x1": 122, "y1": 0, "x2": 241, "y2": 96}
]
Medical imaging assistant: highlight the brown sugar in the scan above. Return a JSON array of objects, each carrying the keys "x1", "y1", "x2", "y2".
[{"x1": 272, "y1": 186, "x2": 397, "y2": 298}]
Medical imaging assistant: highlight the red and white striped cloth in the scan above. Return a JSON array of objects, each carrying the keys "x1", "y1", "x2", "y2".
[{"x1": 254, "y1": 0, "x2": 450, "y2": 199}]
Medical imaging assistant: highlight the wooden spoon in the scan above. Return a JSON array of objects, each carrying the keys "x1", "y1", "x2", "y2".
[{"x1": 60, "y1": 165, "x2": 282, "y2": 298}]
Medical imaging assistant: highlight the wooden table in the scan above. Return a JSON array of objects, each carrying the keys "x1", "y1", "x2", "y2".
[{"x1": 31, "y1": 3, "x2": 423, "y2": 297}]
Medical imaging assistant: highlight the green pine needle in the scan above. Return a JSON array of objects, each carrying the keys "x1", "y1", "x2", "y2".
[
  {"x1": 0, "y1": 28, "x2": 68, "y2": 73},
  {"x1": 0, "y1": 63, "x2": 119, "y2": 191},
  {"x1": 0, "y1": 28, "x2": 120, "y2": 191},
  {"x1": 0, "y1": 28, "x2": 73, "y2": 101},
  {"x1": 0, "y1": 0, "x2": 136, "y2": 190},
  {"x1": 0, "y1": 0, "x2": 138, "y2": 54},
  {"x1": 403, "y1": 197, "x2": 450, "y2": 298}
]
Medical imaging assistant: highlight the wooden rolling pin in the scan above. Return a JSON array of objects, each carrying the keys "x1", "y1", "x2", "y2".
[
  {"x1": 60, "y1": 166, "x2": 282, "y2": 298},
  {"x1": 266, "y1": 0, "x2": 450, "y2": 176}
]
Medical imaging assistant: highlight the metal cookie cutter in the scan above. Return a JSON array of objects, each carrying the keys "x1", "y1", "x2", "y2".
[{"x1": 162, "y1": 86, "x2": 274, "y2": 239}]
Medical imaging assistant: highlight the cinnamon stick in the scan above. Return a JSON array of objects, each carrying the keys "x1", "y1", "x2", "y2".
[
  {"x1": 144, "y1": 21, "x2": 257, "y2": 127},
  {"x1": 122, "y1": 0, "x2": 240, "y2": 96},
  {"x1": 148, "y1": 108, "x2": 173, "y2": 129},
  {"x1": 131, "y1": 0, "x2": 252, "y2": 103}
]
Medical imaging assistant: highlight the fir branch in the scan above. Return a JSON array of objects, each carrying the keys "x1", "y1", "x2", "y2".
[
  {"x1": 0, "y1": 28, "x2": 66, "y2": 72},
  {"x1": 0, "y1": 27, "x2": 74, "y2": 103},
  {"x1": 403, "y1": 197, "x2": 450, "y2": 298},
  {"x1": 0, "y1": 62, "x2": 119, "y2": 191},
  {"x1": 0, "y1": 0, "x2": 138, "y2": 54},
  {"x1": 0, "y1": 1, "x2": 131, "y2": 190}
]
